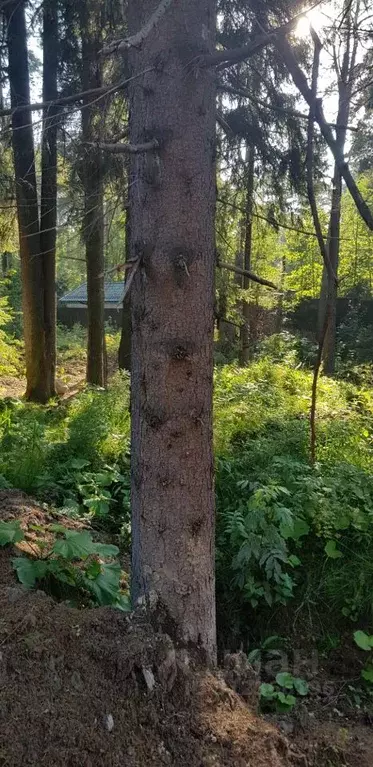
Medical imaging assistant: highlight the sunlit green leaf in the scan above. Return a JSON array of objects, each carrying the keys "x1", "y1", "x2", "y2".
[
  {"x1": 53, "y1": 530, "x2": 96, "y2": 559},
  {"x1": 259, "y1": 683, "x2": 275, "y2": 699},
  {"x1": 84, "y1": 562, "x2": 122, "y2": 605},
  {"x1": 276, "y1": 672, "x2": 294, "y2": 689},
  {"x1": 293, "y1": 678, "x2": 309, "y2": 696},
  {"x1": 362, "y1": 666, "x2": 373, "y2": 682},
  {"x1": 0, "y1": 520, "x2": 24, "y2": 546},
  {"x1": 354, "y1": 630, "x2": 373, "y2": 651},
  {"x1": 324, "y1": 540, "x2": 343, "y2": 559}
]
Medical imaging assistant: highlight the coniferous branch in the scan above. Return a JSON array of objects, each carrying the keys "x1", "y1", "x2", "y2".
[
  {"x1": 201, "y1": 3, "x2": 323, "y2": 69},
  {"x1": 276, "y1": 34, "x2": 373, "y2": 231},
  {"x1": 217, "y1": 260, "x2": 279, "y2": 291},
  {"x1": 101, "y1": 0, "x2": 174, "y2": 55},
  {"x1": 0, "y1": 70, "x2": 154, "y2": 119},
  {"x1": 218, "y1": 82, "x2": 359, "y2": 132}
]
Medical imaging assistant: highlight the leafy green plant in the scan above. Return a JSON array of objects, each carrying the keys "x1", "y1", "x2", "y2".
[
  {"x1": 0, "y1": 295, "x2": 22, "y2": 377},
  {"x1": 215, "y1": 361, "x2": 373, "y2": 643},
  {"x1": 0, "y1": 374, "x2": 131, "y2": 530},
  {"x1": 0, "y1": 520, "x2": 130, "y2": 610},
  {"x1": 259, "y1": 672, "x2": 309, "y2": 712},
  {"x1": 221, "y1": 482, "x2": 306, "y2": 609},
  {"x1": 0, "y1": 519, "x2": 24, "y2": 545},
  {"x1": 353, "y1": 630, "x2": 373, "y2": 682}
]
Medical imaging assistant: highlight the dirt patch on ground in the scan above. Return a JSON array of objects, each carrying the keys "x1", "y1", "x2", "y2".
[
  {"x1": 0, "y1": 347, "x2": 119, "y2": 400},
  {"x1": 0, "y1": 491, "x2": 303, "y2": 767},
  {"x1": 1, "y1": 491, "x2": 373, "y2": 767},
  {"x1": 0, "y1": 594, "x2": 302, "y2": 767}
]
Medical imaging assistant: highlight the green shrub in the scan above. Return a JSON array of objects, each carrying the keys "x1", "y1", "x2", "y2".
[
  {"x1": 0, "y1": 296, "x2": 22, "y2": 377},
  {"x1": 2, "y1": 356, "x2": 373, "y2": 647},
  {"x1": 0, "y1": 269, "x2": 23, "y2": 339},
  {"x1": 214, "y1": 361, "x2": 373, "y2": 643},
  {"x1": 57, "y1": 323, "x2": 87, "y2": 361},
  {"x1": 0, "y1": 373, "x2": 131, "y2": 535},
  {"x1": 0, "y1": 519, "x2": 130, "y2": 610}
]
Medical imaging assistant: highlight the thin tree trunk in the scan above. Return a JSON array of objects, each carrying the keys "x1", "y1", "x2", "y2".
[
  {"x1": 128, "y1": 0, "x2": 217, "y2": 659},
  {"x1": 317, "y1": 0, "x2": 359, "y2": 376},
  {"x1": 276, "y1": 253, "x2": 286, "y2": 332},
  {"x1": 118, "y1": 175, "x2": 131, "y2": 372},
  {"x1": 239, "y1": 144, "x2": 254, "y2": 365},
  {"x1": 80, "y1": 0, "x2": 105, "y2": 386},
  {"x1": 5, "y1": 0, "x2": 49, "y2": 402},
  {"x1": 1, "y1": 252, "x2": 12, "y2": 275},
  {"x1": 40, "y1": 0, "x2": 58, "y2": 397},
  {"x1": 216, "y1": 281, "x2": 236, "y2": 354},
  {"x1": 320, "y1": 166, "x2": 342, "y2": 375}
]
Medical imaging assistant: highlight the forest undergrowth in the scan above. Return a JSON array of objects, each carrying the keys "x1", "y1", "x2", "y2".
[
  {"x1": 2, "y1": 336, "x2": 373, "y2": 760},
  {"x1": 1, "y1": 341, "x2": 373, "y2": 658}
]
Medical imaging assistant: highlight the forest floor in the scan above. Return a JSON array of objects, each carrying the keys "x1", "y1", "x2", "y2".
[
  {"x1": 0, "y1": 354, "x2": 87, "y2": 399},
  {"x1": 1, "y1": 491, "x2": 373, "y2": 767},
  {"x1": 0, "y1": 340, "x2": 119, "y2": 399}
]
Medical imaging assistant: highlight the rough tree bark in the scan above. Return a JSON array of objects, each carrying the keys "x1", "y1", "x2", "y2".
[
  {"x1": 40, "y1": 0, "x2": 58, "y2": 397},
  {"x1": 5, "y1": 0, "x2": 50, "y2": 402},
  {"x1": 80, "y1": 0, "x2": 106, "y2": 386},
  {"x1": 128, "y1": 0, "x2": 217, "y2": 659}
]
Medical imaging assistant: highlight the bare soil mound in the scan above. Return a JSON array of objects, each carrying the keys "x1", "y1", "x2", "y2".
[
  {"x1": 2, "y1": 492, "x2": 373, "y2": 767},
  {"x1": 0, "y1": 491, "x2": 302, "y2": 767}
]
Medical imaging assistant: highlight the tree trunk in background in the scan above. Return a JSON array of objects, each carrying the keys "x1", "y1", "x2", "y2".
[
  {"x1": 239, "y1": 144, "x2": 254, "y2": 365},
  {"x1": 128, "y1": 0, "x2": 217, "y2": 659},
  {"x1": 80, "y1": 0, "x2": 105, "y2": 386},
  {"x1": 216, "y1": 281, "x2": 236, "y2": 357},
  {"x1": 5, "y1": 0, "x2": 50, "y2": 402},
  {"x1": 276, "y1": 253, "x2": 286, "y2": 332},
  {"x1": 317, "y1": 0, "x2": 359, "y2": 376},
  {"x1": 318, "y1": 166, "x2": 342, "y2": 375},
  {"x1": 118, "y1": 190, "x2": 131, "y2": 372},
  {"x1": 118, "y1": 300, "x2": 131, "y2": 371},
  {"x1": 40, "y1": 0, "x2": 58, "y2": 397},
  {"x1": 1, "y1": 252, "x2": 12, "y2": 275}
]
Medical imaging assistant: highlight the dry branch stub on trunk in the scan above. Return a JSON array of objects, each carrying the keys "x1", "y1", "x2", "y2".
[{"x1": 128, "y1": 0, "x2": 217, "y2": 659}]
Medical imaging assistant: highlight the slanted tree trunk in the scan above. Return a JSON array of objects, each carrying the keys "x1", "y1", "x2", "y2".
[
  {"x1": 40, "y1": 0, "x2": 58, "y2": 397},
  {"x1": 80, "y1": 0, "x2": 106, "y2": 386},
  {"x1": 128, "y1": 0, "x2": 217, "y2": 659},
  {"x1": 5, "y1": 0, "x2": 50, "y2": 402},
  {"x1": 239, "y1": 144, "x2": 254, "y2": 365},
  {"x1": 318, "y1": 0, "x2": 360, "y2": 376}
]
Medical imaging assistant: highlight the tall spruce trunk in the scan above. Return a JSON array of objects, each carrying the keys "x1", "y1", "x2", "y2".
[
  {"x1": 239, "y1": 144, "x2": 254, "y2": 365},
  {"x1": 6, "y1": 0, "x2": 50, "y2": 402},
  {"x1": 40, "y1": 0, "x2": 58, "y2": 397},
  {"x1": 80, "y1": 1, "x2": 105, "y2": 386},
  {"x1": 128, "y1": 0, "x2": 217, "y2": 659}
]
